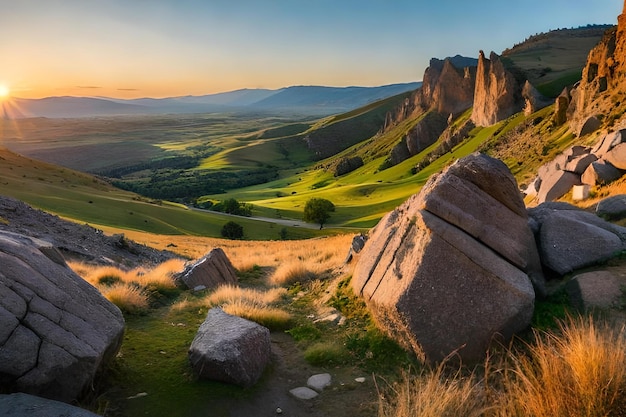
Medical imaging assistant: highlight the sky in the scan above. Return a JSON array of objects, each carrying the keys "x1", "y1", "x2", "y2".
[{"x1": 0, "y1": 0, "x2": 623, "y2": 99}]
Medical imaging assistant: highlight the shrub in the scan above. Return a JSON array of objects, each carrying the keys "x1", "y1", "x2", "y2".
[
  {"x1": 100, "y1": 283, "x2": 149, "y2": 315},
  {"x1": 221, "y1": 221, "x2": 244, "y2": 239},
  {"x1": 269, "y1": 261, "x2": 318, "y2": 286}
]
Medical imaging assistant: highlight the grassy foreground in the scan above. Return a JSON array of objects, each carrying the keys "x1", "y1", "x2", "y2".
[{"x1": 65, "y1": 231, "x2": 626, "y2": 417}]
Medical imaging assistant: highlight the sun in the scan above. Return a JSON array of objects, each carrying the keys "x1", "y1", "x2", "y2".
[{"x1": 0, "y1": 85, "x2": 10, "y2": 99}]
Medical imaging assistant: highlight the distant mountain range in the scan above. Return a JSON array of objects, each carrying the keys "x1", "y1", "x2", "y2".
[{"x1": 4, "y1": 83, "x2": 421, "y2": 119}]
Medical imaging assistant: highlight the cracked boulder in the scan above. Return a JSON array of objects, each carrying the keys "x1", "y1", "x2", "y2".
[
  {"x1": 0, "y1": 231, "x2": 124, "y2": 402},
  {"x1": 352, "y1": 153, "x2": 537, "y2": 363}
]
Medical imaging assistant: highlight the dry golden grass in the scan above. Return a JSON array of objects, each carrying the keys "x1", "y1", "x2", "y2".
[
  {"x1": 498, "y1": 315, "x2": 626, "y2": 417},
  {"x1": 377, "y1": 364, "x2": 491, "y2": 417},
  {"x1": 221, "y1": 300, "x2": 292, "y2": 330},
  {"x1": 99, "y1": 283, "x2": 149, "y2": 314},
  {"x1": 204, "y1": 285, "x2": 287, "y2": 306},
  {"x1": 379, "y1": 316, "x2": 626, "y2": 417}
]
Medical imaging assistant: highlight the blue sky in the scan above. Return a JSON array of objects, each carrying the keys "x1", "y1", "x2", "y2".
[{"x1": 0, "y1": 0, "x2": 622, "y2": 98}]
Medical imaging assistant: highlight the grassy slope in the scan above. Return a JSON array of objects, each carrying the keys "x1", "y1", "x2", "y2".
[{"x1": 0, "y1": 148, "x2": 335, "y2": 240}]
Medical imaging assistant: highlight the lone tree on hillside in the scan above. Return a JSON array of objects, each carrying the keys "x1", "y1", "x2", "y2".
[
  {"x1": 303, "y1": 198, "x2": 335, "y2": 229},
  {"x1": 221, "y1": 221, "x2": 244, "y2": 239}
]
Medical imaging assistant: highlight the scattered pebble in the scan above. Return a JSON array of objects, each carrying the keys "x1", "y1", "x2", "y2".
[
  {"x1": 355, "y1": 377, "x2": 366, "y2": 383},
  {"x1": 127, "y1": 392, "x2": 148, "y2": 400},
  {"x1": 276, "y1": 407, "x2": 283, "y2": 414}
]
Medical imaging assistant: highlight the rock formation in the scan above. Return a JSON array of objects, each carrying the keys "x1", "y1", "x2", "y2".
[
  {"x1": 528, "y1": 130, "x2": 626, "y2": 203},
  {"x1": 569, "y1": 2, "x2": 626, "y2": 132},
  {"x1": 0, "y1": 393, "x2": 102, "y2": 417},
  {"x1": 0, "y1": 231, "x2": 125, "y2": 402},
  {"x1": 352, "y1": 153, "x2": 539, "y2": 363},
  {"x1": 175, "y1": 248, "x2": 238, "y2": 291},
  {"x1": 471, "y1": 51, "x2": 524, "y2": 127},
  {"x1": 522, "y1": 80, "x2": 553, "y2": 115},
  {"x1": 553, "y1": 87, "x2": 571, "y2": 126},
  {"x1": 188, "y1": 308, "x2": 271, "y2": 387},
  {"x1": 528, "y1": 203, "x2": 626, "y2": 275}
]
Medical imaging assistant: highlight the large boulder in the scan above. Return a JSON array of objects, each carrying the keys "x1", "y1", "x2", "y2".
[
  {"x1": 566, "y1": 271, "x2": 623, "y2": 311},
  {"x1": 581, "y1": 160, "x2": 623, "y2": 186},
  {"x1": 176, "y1": 248, "x2": 238, "y2": 291},
  {"x1": 0, "y1": 231, "x2": 125, "y2": 402},
  {"x1": 529, "y1": 203, "x2": 626, "y2": 275},
  {"x1": 596, "y1": 194, "x2": 626, "y2": 220},
  {"x1": 188, "y1": 308, "x2": 271, "y2": 387},
  {"x1": 0, "y1": 393, "x2": 101, "y2": 417},
  {"x1": 352, "y1": 153, "x2": 537, "y2": 363},
  {"x1": 604, "y1": 142, "x2": 626, "y2": 170}
]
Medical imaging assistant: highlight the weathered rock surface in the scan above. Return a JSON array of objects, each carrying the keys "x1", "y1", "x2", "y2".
[
  {"x1": 352, "y1": 153, "x2": 537, "y2": 363},
  {"x1": 582, "y1": 160, "x2": 623, "y2": 186},
  {"x1": 176, "y1": 248, "x2": 238, "y2": 290},
  {"x1": 188, "y1": 308, "x2": 271, "y2": 387},
  {"x1": 553, "y1": 87, "x2": 570, "y2": 126},
  {"x1": 391, "y1": 111, "x2": 448, "y2": 165},
  {"x1": 596, "y1": 194, "x2": 626, "y2": 220},
  {"x1": 0, "y1": 231, "x2": 125, "y2": 402},
  {"x1": 0, "y1": 392, "x2": 102, "y2": 417},
  {"x1": 471, "y1": 51, "x2": 523, "y2": 127},
  {"x1": 604, "y1": 142, "x2": 626, "y2": 170},
  {"x1": 570, "y1": 2, "x2": 626, "y2": 131},
  {"x1": 566, "y1": 271, "x2": 622, "y2": 311},
  {"x1": 522, "y1": 80, "x2": 553, "y2": 115},
  {"x1": 528, "y1": 203, "x2": 626, "y2": 275}
]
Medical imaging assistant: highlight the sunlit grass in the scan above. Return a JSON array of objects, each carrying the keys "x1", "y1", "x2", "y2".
[
  {"x1": 204, "y1": 285, "x2": 287, "y2": 306},
  {"x1": 99, "y1": 283, "x2": 149, "y2": 315},
  {"x1": 379, "y1": 315, "x2": 626, "y2": 417}
]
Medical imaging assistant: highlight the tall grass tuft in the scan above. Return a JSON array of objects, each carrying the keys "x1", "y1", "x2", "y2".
[
  {"x1": 202, "y1": 284, "x2": 291, "y2": 330},
  {"x1": 269, "y1": 260, "x2": 319, "y2": 286},
  {"x1": 377, "y1": 362, "x2": 491, "y2": 417},
  {"x1": 99, "y1": 283, "x2": 148, "y2": 314},
  {"x1": 499, "y1": 315, "x2": 626, "y2": 417}
]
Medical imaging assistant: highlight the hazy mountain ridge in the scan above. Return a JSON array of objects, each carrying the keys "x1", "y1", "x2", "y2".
[{"x1": 6, "y1": 83, "x2": 420, "y2": 119}]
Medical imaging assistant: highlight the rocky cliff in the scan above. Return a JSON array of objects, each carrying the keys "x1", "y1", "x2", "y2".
[
  {"x1": 471, "y1": 51, "x2": 524, "y2": 127},
  {"x1": 569, "y1": 1, "x2": 626, "y2": 133}
]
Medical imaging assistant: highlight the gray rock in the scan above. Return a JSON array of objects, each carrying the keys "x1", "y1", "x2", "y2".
[
  {"x1": 536, "y1": 169, "x2": 580, "y2": 203},
  {"x1": 529, "y1": 205, "x2": 626, "y2": 275},
  {"x1": 579, "y1": 115, "x2": 601, "y2": 136},
  {"x1": 353, "y1": 154, "x2": 536, "y2": 363},
  {"x1": 0, "y1": 393, "x2": 101, "y2": 417},
  {"x1": 566, "y1": 271, "x2": 622, "y2": 310},
  {"x1": 591, "y1": 130, "x2": 626, "y2": 158},
  {"x1": 604, "y1": 142, "x2": 626, "y2": 170},
  {"x1": 307, "y1": 373, "x2": 332, "y2": 392},
  {"x1": 176, "y1": 248, "x2": 238, "y2": 290},
  {"x1": 597, "y1": 194, "x2": 626, "y2": 220},
  {"x1": 581, "y1": 160, "x2": 623, "y2": 186},
  {"x1": 289, "y1": 387, "x2": 319, "y2": 400},
  {"x1": 188, "y1": 308, "x2": 271, "y2": 387},
  {"x1": 0, "y1": 231, "x2": 125, "y2": 402},
  {"x1": 351, "y1": 234, "x2": 367, "y2": 253},
  {"x1": 564, "y1": 153, "x2": 597, "y2": 174}
]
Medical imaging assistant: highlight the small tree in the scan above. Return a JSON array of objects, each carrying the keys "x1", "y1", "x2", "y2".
[
  {"x1": 303, "y1": 198, "x2": 335, "y2": 229},
  {"x1": 221, "y1": 221, "x2": 244, "y2": 239}
]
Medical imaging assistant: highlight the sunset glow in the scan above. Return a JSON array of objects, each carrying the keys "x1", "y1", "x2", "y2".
[
  {"x1": 0, "y1": 85, "x2": 9, "y2": 99},
  {"x1": 0, "y1": 1, "x2": 622, "y2": 99}
]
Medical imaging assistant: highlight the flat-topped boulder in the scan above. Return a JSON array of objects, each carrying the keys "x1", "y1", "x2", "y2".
[
  {"x1": 352, "y1": 153, "x2": 537, "y2": 363},
  {"x1": 0, "y1": 231, "x2": 125, "y2": 402},
  {"x1": 0, "y1": 393, "x2": 102, "y2": 417}
]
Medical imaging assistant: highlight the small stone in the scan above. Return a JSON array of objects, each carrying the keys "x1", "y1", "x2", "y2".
[
  {"x1": 355, "y1": 377, "x2": 366, "y2": 383},
  {"x1": 276, "y1": 407, "x2": 283, "y2": 414},
  {"x1": 307, "y1": 373, "x2": 332, "y2": 392},
  {"x1": 127, "y1": 392, "x2": 148, "y2": 400},
  {"x1": 289, "y1": 387, "x2": 319, "y2": 400}
]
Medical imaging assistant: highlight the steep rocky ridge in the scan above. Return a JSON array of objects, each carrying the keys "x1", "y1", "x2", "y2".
[{"x1": 569, "y1": 2, "x2": 626, "y2": 133}]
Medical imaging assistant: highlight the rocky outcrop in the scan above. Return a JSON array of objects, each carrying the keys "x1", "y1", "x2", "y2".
[
  {"x1": 471, "y1": 51, "x2": 524, "y2": 127},
  {"x1": 175, "y1": 248, "x2": 238, "y2": 291},
  {"x1": 522, "y1": 81, "x2": 553, "y2": 115},
  {"x1": 553, "y1": 87, "x2": 571, "y2": 126},
  {"x1": 383, "y1": 56, "x2": 477, "y2": 131},
  {"x1": 596, "y1": 194, "x2": 626, "y2": 220},
  {"x1": 0, "y1": 393, "x2": 102, "y2": 417},
  {"x1": 188, "y1": 308, "x2": 271, "y2": 387},
  {"x1": 334, "y1": 156, "x2": 364, "y2": 176},
  {"x1": 390, "y1": 111, "x2": 449, "y2": 165},
  {"x1": 528, "y1": 130, "x2": 626, "y2": 203},
  {"x1": 0, "y1": 231, "x2": 125, "y2": 402},
  {"x1": 528, "y1": 203, "x2": 626, "y2": 275},
  {"x1": 569, "y1": 2, "x2": 626, "y2": 131},
  {"x1": 352, "y1": 153, "x2": 538, "y2": 363}
]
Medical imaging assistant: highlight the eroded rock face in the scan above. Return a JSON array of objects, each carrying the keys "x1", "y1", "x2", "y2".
[
  {"x1": 0, "y1": 231, "x2": 124, "y2": 402},
  {"x1": 176, "y1": 248, "x2": 238, "y2": 291},
  {"x1": 471, "y1": 51, "x2": 523, "y2": 127},
  {"x1": 352, "y1": 153, "x2": 538, "y2": 363},
  {"x1": 188, "y1": 308, "x2": 271, "y2": 387},
  {"x1": 570, "y1": 2, "x2": 626, "y2": 131}
]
